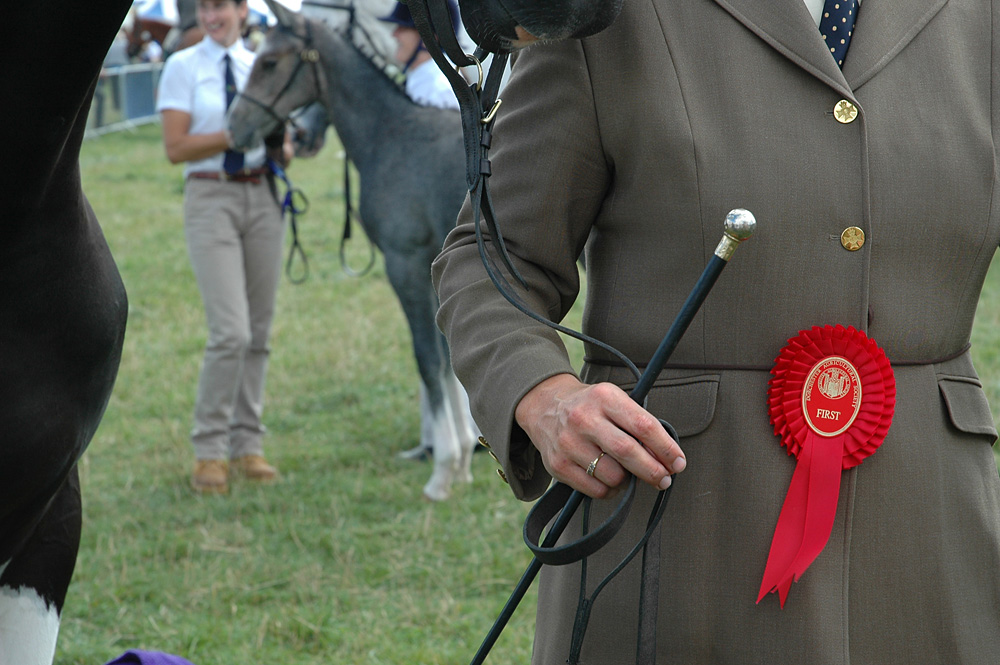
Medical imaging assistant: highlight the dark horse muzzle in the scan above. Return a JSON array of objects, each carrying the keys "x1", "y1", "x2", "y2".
[{"x1": 458, "y1": 0, "x2": 624, "y2": 52}]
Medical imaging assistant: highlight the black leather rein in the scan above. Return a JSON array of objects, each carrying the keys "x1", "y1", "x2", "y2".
[{"x1": 400, "y1": 3, "x2": 719, "y2": 663}]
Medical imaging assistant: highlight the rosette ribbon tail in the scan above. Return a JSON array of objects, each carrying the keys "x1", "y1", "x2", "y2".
[
  {"x1": 757, "y1": 430, "x2": 845, "y2": 607},
  {"x1": 761, "y1": 324, "x2": 895, "y2": 607}
]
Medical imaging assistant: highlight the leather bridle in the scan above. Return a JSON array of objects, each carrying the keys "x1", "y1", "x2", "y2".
[
  {"x1": 236, "y1": 14, "x2": 380, "y2": 280},
  {"x1": 234, "y1": 20, "x2": 327, "y2": 131}
]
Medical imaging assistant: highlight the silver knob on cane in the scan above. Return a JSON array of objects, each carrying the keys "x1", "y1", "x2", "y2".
[{"x1": 715, "y1": 208, "x2": 757, "y2": 261}]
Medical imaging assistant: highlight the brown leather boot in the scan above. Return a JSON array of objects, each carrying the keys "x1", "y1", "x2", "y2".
[
  {"x1": 231, "y1": 455, "x2": 277, "y2": 482},
  {"x1": 191, "y1": 459, "x2": 229, "y2": 494}
]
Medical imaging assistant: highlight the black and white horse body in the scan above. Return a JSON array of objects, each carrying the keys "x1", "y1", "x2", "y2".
[
  {"x1": 2, "y1": 1, "x2": 130, "y2": 662},
  {"x1": 229, "y1": 0, "x2": 479, "y2": 501}
]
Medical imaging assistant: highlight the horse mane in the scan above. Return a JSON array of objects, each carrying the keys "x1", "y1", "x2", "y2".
[
  {"x1": 290, "y1": 5, "x2": 415, "y2": 104},
  {"x1": 337, "y1": 21, "x2": 407, "y2": 90},
  {"x1": 307, "y1": 17, "x2": 420, "y2": 109},
  {"x1": 298, "y1": 0, "x2": 399, "y2": 73}
]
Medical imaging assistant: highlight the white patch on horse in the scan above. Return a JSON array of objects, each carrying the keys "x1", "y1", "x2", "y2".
[
  {"x1": 0, "y1": 579, "x2": 60, "y2": 665},
  {"x1": 421, "y1": 370, "x2": 481, "y2": 501}
]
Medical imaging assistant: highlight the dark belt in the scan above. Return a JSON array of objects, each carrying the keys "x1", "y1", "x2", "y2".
[{"x1": 188, "y1": 168, "x2": 269, "y2": 184}]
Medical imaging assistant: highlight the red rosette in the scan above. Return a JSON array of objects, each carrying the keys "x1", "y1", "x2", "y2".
[{"x1": 758, "y1": 325, "x2": 895, "y2": 607}]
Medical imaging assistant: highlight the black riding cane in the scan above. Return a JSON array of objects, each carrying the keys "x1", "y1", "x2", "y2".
[{"x1": 470, "y1": 209, "x2": 757, "y2": 665}]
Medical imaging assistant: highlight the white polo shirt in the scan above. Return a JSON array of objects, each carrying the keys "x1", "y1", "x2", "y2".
[{"x1": 157, "y1": 36, "x2": 266, "y2": 176}]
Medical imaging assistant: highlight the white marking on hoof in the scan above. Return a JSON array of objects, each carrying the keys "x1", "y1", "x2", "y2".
[
  {"x1": 422, "y1": 474, "x2": 452, "y2": 502},
  {"x1": 425, "y1": 411, "x2": 459, "y2": 501},
  {"x1": 444, "y1": 372, "x2": 479, "y2": 484},
  {"x1": 419, "y1": 370, "x2": 484, "y2": 499},
  {"x1": 0, "y1": 577, "x2": 60, "y2": 665}
]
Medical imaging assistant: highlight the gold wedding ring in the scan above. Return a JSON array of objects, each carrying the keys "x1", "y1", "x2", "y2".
[{"x1": 586, "y1": 452, "x2": 607, "y2": 477}]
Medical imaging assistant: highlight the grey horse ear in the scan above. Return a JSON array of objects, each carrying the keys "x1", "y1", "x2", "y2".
[{"x1": 264, "y1": 0, "x2": 298, "y2": 28}]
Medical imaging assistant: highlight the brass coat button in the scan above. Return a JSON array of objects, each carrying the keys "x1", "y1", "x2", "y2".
[
  {"x1": 481, "y1": 436, "x2": 508, "y2": 483},
  {"x1": 841, "y1": 226, "x2": 865, "y2": 251},
  {"x1": 834, "y1": 100, "x2": 859, "y2": 124}
]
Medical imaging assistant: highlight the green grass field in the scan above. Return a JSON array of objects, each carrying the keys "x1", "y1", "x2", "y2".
[
  {"x1": 57, "y1": 122, "x2": 1000, "y2": 664},
  {"x1": 62, "y1": 123, "x2": 548, "y2": 665}
]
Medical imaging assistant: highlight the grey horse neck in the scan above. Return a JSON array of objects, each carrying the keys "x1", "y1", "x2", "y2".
[{"x1": 311, "y1": 25, "x2": 458, "y2": 174}]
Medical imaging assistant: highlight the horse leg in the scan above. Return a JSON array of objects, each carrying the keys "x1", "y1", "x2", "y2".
[
  {"x1": 422, "y1": 367, "x2": 463, "y2": 501},
  {"x1": 381, "y1": 246, "x2": 461, "y2": 501},
  {"x1": 441, "y1": 362, "x2": 481, "y2": 484},
  {"x1": 0, "y1": 466, "x2": 81, "y2": 665},
  {"x1": 393, "y1": 383, "x2": 434, "y2": 462}
]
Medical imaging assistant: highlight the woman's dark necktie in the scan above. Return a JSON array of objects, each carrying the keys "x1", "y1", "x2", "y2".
[
  {"x1": 223, "y1": 53, "x2": 245, "y2": 174},
  {"x1": 819, "y1": 0, "x2": 857, "y2": 67}
]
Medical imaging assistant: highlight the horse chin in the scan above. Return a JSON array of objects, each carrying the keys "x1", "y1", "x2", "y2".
[
  {"x1": 229, "y1": 112, "x2": 280, "y2": 153},
  {"x1": 510, "y1": 26, "x2": 538, "y2": 47},
  {"x1": 293, "y1": 134, "x2": 325, "y2": 159},
  {"x1": 460, "y1": 1, "x2": 521, "y2": 52}
]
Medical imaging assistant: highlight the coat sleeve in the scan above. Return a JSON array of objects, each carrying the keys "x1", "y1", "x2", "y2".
[{"x1": 431, "y1": 37, "x2": 610, "y2": 501}]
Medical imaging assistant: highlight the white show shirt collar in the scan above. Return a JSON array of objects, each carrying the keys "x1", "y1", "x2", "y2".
[
  {"x1": 803, "y1": 0, "x2": 862, "y2": 27},
  {"x1": 200, "y1": 35, "x2": 249, "y2": 64}
]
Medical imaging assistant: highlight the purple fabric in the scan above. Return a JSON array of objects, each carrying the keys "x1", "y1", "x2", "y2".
[{"x1": 104, "y1": 650, "x2": 197, "y2": 665}]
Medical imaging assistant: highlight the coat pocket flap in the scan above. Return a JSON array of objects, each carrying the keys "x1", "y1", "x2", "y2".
[
  {"x1": 938, "y1": 374, "x2": 999, "y2": 439},
  {"x1": 624, "y1": 374, "x2": 721, "y2": 438}
]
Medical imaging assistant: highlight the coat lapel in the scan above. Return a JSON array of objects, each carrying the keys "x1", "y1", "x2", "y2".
[
  {"x1": 712, "y1": 0, "x2": 851, "y2": 95},
  {"x1": 841, "y1": 0, "x2": 948, "y2": 87},
  {"x1": 710, "y1": 0, "x2": 948, "y2": 94}
]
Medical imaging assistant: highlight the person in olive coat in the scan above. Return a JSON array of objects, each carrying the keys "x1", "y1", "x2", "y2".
[{"x1": 432, "y1": 0, "x2": 1000, "y2": 662}]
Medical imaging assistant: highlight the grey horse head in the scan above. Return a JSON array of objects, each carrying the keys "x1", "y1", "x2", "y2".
[
  {"x1": 228, "y1": 0, "x2": 320, "y2": 152},
  {"x1": 456, "y1": 0, "x2": 625, "y2": 52}
]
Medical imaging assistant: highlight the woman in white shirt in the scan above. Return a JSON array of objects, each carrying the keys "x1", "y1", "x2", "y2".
[{"x1": 156, "y1": 0, "x2": 286, "y2": 494}]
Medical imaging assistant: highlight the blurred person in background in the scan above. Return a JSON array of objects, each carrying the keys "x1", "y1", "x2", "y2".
[
  {"x1": 379, "y1": 0, "x2": 462, "y2": 110},
  {"x1": 432, "y1": 0, "x2": 1000, "y2": 662}
]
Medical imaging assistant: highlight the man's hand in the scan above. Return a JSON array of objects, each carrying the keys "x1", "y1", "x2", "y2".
[{"x1": 515, "y1": 373, "x2": 686, "y2": 498}]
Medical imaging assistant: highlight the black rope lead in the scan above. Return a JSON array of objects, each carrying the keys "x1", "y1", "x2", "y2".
[{"x1": 339, "y1": 153, "x2": 376, "y2": 277}]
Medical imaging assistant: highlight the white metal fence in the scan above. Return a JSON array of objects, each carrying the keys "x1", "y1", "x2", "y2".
[{"x1": 86, "y1": 62, "x2": 164, "y2": 138}]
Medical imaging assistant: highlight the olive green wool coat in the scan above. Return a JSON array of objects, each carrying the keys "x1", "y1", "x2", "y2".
[{"x1": 432, "y1": 0, "x2": 1000, "y2": 662}]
